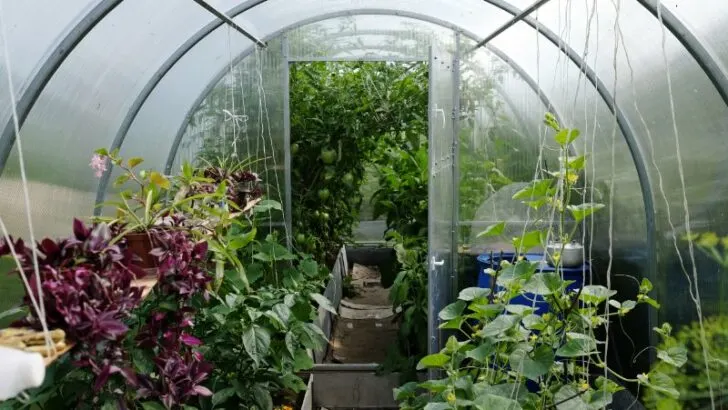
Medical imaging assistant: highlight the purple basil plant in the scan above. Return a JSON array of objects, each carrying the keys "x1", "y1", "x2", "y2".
[{"x1": 0, "y1": 219, "x2": 144, "y2": 386}]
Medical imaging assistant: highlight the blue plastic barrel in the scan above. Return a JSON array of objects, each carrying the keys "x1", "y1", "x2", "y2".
[{"x1": 476, "y1": 252, "x2": 589, "y2": 315}]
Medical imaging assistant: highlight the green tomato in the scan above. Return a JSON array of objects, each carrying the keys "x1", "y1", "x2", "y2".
[
  {"x1": 295, "y1": 233, "x2": 306, "y2": 243},
  {"x1": 342, "y1": 173, "x2": 354, "y2": 186},
  {"x1": 318, "y1": 189, "x2": 331, "y2": 201},
  {"x1": 324, "y1": 168, "x2": 336, "y2": 181},
  {"x1": 321, "y1": 212, "x2": 330, "y2": 221},
  {"x1": 291, "y1": 143, "x2": 299, "y2": 155},
  {"x1": 320, "y1": 149, "x2": 337, "y2": 164}
]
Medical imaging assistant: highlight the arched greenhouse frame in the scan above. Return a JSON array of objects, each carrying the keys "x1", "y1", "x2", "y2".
[{"x1": 0, "y1": 1, "x2": 726, "y2": 408}]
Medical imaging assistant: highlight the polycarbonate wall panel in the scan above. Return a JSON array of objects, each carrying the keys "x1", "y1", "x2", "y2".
[
  {"x1": 285, "y1": 15, "x2": 451, "y2": 61},
  {"x1": 0, "y1": 0, "x2": 94, "y2": 145},
  {"x1": 510, "y1": 0, "x2": 728, "y2": 327},
  {"x1": 0, "y1": 0, "x2": 253, "y2": 238},
  {"x1": 428, "y1": 42, "x2": 457, "y2": 353},
  {"x1": 662, "y1": 0, "x2": 728, "y2": 74},
  {"x1": 170, "y1": 41, "x2": 286, "y2": 213},
  {"x1": 459, "y1": 44, "x2": 562, "y2": 255},
  {"x1": 230, "y1": 0, "x2": 513, "y2": 43}
]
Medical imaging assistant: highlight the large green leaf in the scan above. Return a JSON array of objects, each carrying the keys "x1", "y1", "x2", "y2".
[
  {"x1": 242, "y1": 325, "x2": 271, "y2": 366},
  {"x1": 508, "y1": 345, "x2": 554, "y2": 381},
  {"x1": 554, "y1": 385, "x2": 588, "y2": 410},
  {"x1": 476, "y1": 222, "x2": 505, "y2": 238},
  {"x1": 212, "y1": 387, "x2": 236, "y2": 406},
  {"x1": 512, "y1": 230, "x2": 545, "y2": 253},
  {"x1": 299, "y1": 259, "x2": 320, "y2": 277},
  {"x1": 473, "y1": 394, "x2": 522, "y2": 410},
  {"x1": 252, "y1": 384, "x2": 274, "y2": 410},
  {"x1": 253, "y1": 199, "x2": 282, "y2": 213},
  {"x1": 458, "y1": 287, "x2": 491, "y2": 301},
  {"x1": 554, "y1": 128, "x2": 581, "y2": 145},
  {"x1": 523, "y1": 273, "x2": 556, "y2": 295},
  {"x1": 227, "y1": 228, "x2": 256, "y2": 250},
  {"x1": 657, "y1": 345, "x2": 688, "y2": 368},
  {"x1": 293, "y1": 322, "x2": 328, "y2": 351},
  {"x1": 416, "y1": 353, "x2": 450, "y2": 370},
  {"x1": 556, "y1": 333, "x2": 597, "y2": 357},
  {"x1": 497, "y1": 260, "x2": 537, "y2": 286},
  {"x1": 579, "y1": 285, "x2": 617, "y2": 305},
  {"x1": 512, "y1": 180, "x2": 553, "y2": 201},
  {"x1": 310, "y1": 293, "x2": 337, "y2": 315},
  {"x1": 439, "y1": 300, "x2": 466, "y2": 321},
  {"x1": 465, "y1": 341, "x2": 496, "y2": 363},
  {"x1": 480, "y1": 315, "x2": 520, "y2": 337},
  {"x1": 567, "y1": 203, "x2": 605, "y2": 223},
  {"x1": 424, "y1": 404, "x2": 453, "y2": 410},
  {"x1": 639, "y1": 371, "x2": 679, "y2": 399},
  {"x1": 293, "y1": 349, "x2": 314, "y2": 371}
]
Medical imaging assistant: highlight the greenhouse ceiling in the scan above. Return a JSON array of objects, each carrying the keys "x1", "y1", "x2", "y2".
[{"x1": 0, "y1": 0, "x2": 727, "y2": 252}]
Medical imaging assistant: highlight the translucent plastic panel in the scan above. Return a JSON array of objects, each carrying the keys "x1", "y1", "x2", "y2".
[
  {"x1": 286, "y1": 15, "x2": 453, "y2": 61},
  {"x1": 662, "y1": 0, "x2": 728, "y2": 74},
  {"x1": 519, "y1": 0, "x2": 728, "y2": 328},
  {"x1": 231, "y1": 0, "x2": 513, "y2": 42},
  {"x1": 458, "y1": 43, "x2": 562, "y2": 255},
  {"x1": 168, "y1": 42, "x2": 286, "y2": 213},
  {"x1": 0, "y1": 0, "x2": 94, "y2": 148},
  {"x1": 0, "y1": 0, "x2": 253, "y2": 238}
]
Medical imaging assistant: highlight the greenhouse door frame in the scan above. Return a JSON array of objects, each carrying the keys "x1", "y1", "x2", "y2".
[{"x1": 281, "y1": 35, "x2": 462, "y2": 355}]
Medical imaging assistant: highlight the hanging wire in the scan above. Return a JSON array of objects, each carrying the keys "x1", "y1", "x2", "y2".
[
  {"x1": 656, "y1": 2, "x2": 716, "y2": 407},
  {"x1": 0, "y1": 1, "x2": 54, "y2": 354}
]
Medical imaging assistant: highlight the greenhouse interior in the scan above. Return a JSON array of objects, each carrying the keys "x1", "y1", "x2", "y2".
[{"x1": 0, "y1": 0, "x2": 725, "y2": 409}]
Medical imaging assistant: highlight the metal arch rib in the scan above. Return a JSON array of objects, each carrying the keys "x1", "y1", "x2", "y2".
[
  {"x1": 483, "y1": 0, "x2": 657, "y2": 279},
  {"x1": 93, "y1": 0, "x2": 267, "y2": 212},
  {"x1": 637, "y1": 0, "x2": 728, "y2": 107},
  {"x1": 0, "y1": 0, "x2": 122, "y2": 175}
]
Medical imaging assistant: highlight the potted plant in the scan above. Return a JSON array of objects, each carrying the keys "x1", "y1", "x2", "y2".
[
  {"x1": 92, "y1": 149, "x2": 182, "y2": 269},
  {"x1": 0, "y1": 219, "x2": 144, "y2": 388}
]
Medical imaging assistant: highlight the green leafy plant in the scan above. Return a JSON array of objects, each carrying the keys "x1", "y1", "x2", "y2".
[
  {"x1": 94, "y1": 148, "x2": 175, "y2": 235},
  {"x1": 289, "y1": 61, "x2": 428, "y2": 265},
  {"x1": 395, "y1": 114, "x2": 685, "y2": 409},
  {"x1": 381, "y1": 232, "x2": 429, "y2": 379},
  {"x1": 643, "y1": 231, "x2": 728, "y2": 409},
  {"x1": 644, "y1": 316, "x2": 728, "y2": 410},
  {"x1": 194, "y1": 246, "x2": 330, "y2": 409}
]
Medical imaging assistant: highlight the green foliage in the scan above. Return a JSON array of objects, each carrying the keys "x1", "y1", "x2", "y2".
[
  {"x1": 371, "y1": 141, "x2": 429, "y2": 239},
  {"x1": 195, "y1": 250, "x2": 330, "y2": 409},
  {"x1": 289, "y1": 61, "x2": 428, "y2": 264},
  {"x1": 644, "y1": 315, "x2": 728, "y2": 409},
  {"x1": 382, "y1": 233, "x2": 430, "y2": 379},
  {"x1": 6, "y1": 157, "x2": 331, "y2": 410},
  {"x1": 397, "y1": 115, "x2": 684, "y2": 410}
]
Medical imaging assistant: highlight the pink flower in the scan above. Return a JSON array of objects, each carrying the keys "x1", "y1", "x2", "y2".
[{"x1": 89, "y1": 154, "x2": 107, "y2": 178}]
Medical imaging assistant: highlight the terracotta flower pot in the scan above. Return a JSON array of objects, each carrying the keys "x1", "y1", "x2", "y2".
[{"x1": 125, "y1": 232, "x2": 158, "y2": 269}]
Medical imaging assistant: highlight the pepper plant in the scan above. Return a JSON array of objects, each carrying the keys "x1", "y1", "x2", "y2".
[{"x1": 395, "y1": 114, "x2": 686, "y2": 409}]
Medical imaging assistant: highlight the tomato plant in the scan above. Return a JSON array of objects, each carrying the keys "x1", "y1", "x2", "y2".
[{"x1": 289, "y1": 61, "x2": 428, "y2": 264}]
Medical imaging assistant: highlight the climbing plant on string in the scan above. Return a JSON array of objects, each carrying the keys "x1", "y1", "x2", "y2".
[{"x1": 396, "y1": 114, "x2": 685, "y2": 409}]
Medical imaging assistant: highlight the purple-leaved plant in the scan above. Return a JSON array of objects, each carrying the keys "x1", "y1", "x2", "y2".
[{"x1": 0, "y1": 219, "x2": 144, "y2": 388}]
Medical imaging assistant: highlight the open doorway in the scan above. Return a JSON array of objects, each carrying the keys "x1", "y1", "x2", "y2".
[{"x1": 287, "y1": 60, "x2": 430, "y2": 376}]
